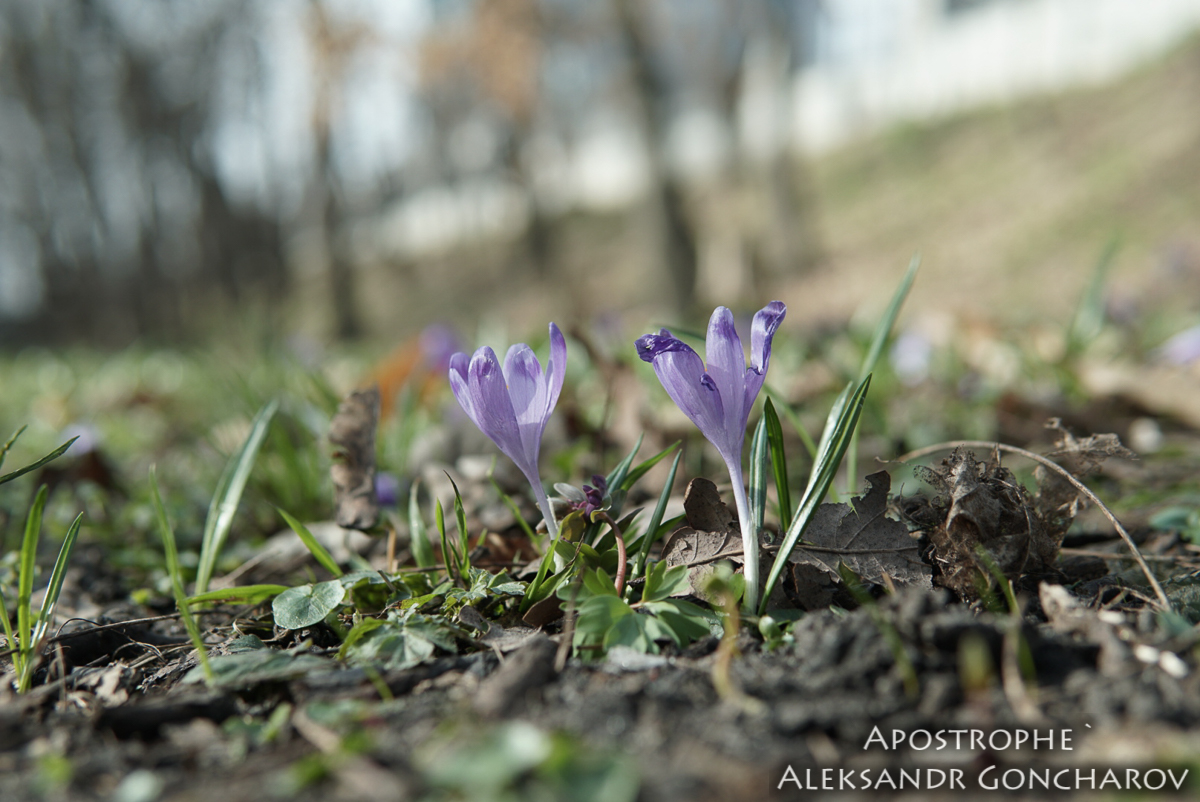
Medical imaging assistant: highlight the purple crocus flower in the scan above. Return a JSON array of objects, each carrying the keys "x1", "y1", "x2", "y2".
[
  {"x1": 636, "y1": 301, "x2": 786, "y2": 610},
  {"x1": 448, "y1": 323, "x2": 566, "y2": 540}
]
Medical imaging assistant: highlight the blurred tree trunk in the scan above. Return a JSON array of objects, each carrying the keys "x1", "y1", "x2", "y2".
[
  {"x1": 614, "y1": 0, "x2": 699, "y2": 316},
  {"x1": 308, "y1": 1, "x2": 365, "y2": 341},
  {"x1": 0, "y1": 0, "x2": 288, "y2": 346}
]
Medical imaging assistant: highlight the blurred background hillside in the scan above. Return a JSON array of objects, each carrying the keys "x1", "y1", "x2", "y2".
[{"x1": 2, "y1": 0, "x2": 1199, "y2": 349}]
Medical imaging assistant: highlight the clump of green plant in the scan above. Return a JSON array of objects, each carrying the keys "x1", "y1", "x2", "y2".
[{"x1": 0, "y1": 428, "x2": 83, "y2": 693}]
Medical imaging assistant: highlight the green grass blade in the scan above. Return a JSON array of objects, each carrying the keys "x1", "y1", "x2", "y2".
[
  {"x1": 435, "y1": 497, "x2": 459, "y2": 579},
  {"x1": 620, "y1": 440, "x2": 679, "y2": 491},
  {"x1": 408, "y1": 482, "x2": 435, "y2": 569},
  {"x1": 29, "y1": 512, "x2": 83, "y2": 649},
  {"x1": 195, "y1": 399, "x2": 279, "y2": 595},
  {"x1": 845, "y1": 255, "x2": 918, "y2": 494},
  {"x1": 759, "y1": 375, "x2": 871, "y2": 615},
  {"x1": 858, "y1": 254, "x2": 919, "y2": 383},
  {"x1": 764, "y1": 399, "x2": 792, "y2": 528},
  {"x1": 277, "y1": 507, "x2": 343, "y2": 577},
  {"x1": 0, "y1": 425, "x2": 26, "y2": 474},
  {"x1": 748, "y1": 415, "x2": 769, "y2": 542},
  {"x1": 604, "y1": 433, "x2": 644, "y2": 494},
  {"x1": 1068, "y1": 236, "x2": 1120, "y2": 358},
  {"x1": 762, "y1": 385, "x2": 817, "y2": 459},
  {"x1": 803, "y1": 383, "x2": 853, "y2": 499},
  {"x1": 0, "y1": 437, "x2": 79, "y2": 487},
  {"x1": 150, "y1": 467, "x2": 212, "y2": 682},
  {"x1": 16, "y1": 486, "x2": 48, "y2": 671},
  {"x1": 185, "y1": 585, "x2": 289, "y2": 606},
  {"x1": 448, "y1": 475, "x2": 471, "y2": 577},
  {"x1": 0, "y1": 589, "x2": 14, "y2": 664},
  {"x1": 633, "y1": 450, "x2": 682, "y2": 577},
  {"x1": 18, "y1": 509, "x2": 83, "y2": 691}
]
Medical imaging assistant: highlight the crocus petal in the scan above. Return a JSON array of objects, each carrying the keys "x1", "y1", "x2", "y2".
[
  {"x1": 465, "y1": 347, "x2": 532, "y2": 477},
  {"x1": 447, "y1": 351, "x2": 474, "y2": 419},
  {"x1": 744, "y1": 300, "x2": 786, "y2": 409},
  {"x1": 637, "y1": 329, "x2": 731, "y2": 460},
  {"x1": 503, "y1": 343, "x2": 547, "y2": 424},
  {"x1": 544, "y1": 323, "x2": 567, "y2": 418},
  {"x1": 704, "y1": 306, "x2": 748, "y2": 447},
  {"x1": 503, "y1": 342, "x2": 549, "y2": 471}
]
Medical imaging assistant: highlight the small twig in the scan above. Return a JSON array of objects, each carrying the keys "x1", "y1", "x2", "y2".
[
  {"x1": 386, "y1": 524, "x2": 397, "y2": 574},
  {"x1": 682, "y1": 548, "x2": 745, "y2": 568},
  {"x1": 895, "y1": 440, "x2": 1170, "y2": 609},
  {"x1": 0, "y1": 614, "x2": 186, "y2": 660},
  {"x1": 554, "y1": 578, "x2": 585, "y2": 673},
  {"x1": 1061, "y1": 547, "x2": 1199, "y2": 566},
  {"x1": 710, "y1": 583, "x2": 764, "y2": 714}
]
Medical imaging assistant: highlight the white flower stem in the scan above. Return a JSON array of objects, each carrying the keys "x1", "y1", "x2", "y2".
[
  {"x1": 527, "y1": 476, "x2": 566, "y2": 571},
  {"x1": 724, "y1": 456, "x2": 758, "y2": 614},
  {"x1": 531, "y1": 480, "x2": 559, "y2": 542}
]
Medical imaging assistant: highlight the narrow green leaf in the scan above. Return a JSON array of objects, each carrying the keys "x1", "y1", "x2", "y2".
[
  {"x1": 408, "y1": 482, "x2": 435, "y2": 568},
  {"x1": 195, "y1": 399, "x2": 279, "y2": 595},
  {"x1": 30, "y1": 513, "x2": 83, "y2": 648},
  {"x1": 520, "y1": 539, "x2": 564, "y2": 611},
  {"x1": 633, "y1": 450, "x2": 682, "y2": 577},
  {"x1": 435, "y1": 497, "x2": 458, "y2": 579},
  {"x1": 759, "y1": 375, "x2": 871, "y2": 615},
  {"x1": 604, "y1": 433, "x2": 643, "y2": 496},
  {"x1": 0, "y1": 437, "x2": 78, "y2": 487},
  {"x1": 16, "y1": 486, "x2": 48, "y2": 665},
  {"x1": 185, "y1": 585, "x2": 289, "y2": 606},
  {"x1": 620, "y1": 440, "x2": 679, "y2": 491},
  {"x1": 845, "y1": 255, "x2": 917, "y2": 492},
  {"x1": 276, "y1": 507, "x2": 343, "y2": 577},
  {"x1": 0, "y1": 589, "x2": 14, "y2": 665},
  {"x1": 0, "y1": 425, "x2": 26, "y2": 474},
  {"x1": 804, "y1": 382, "x2": 853, "y2": 499},
  {"x1": 764, "y1": 399, "x2": 792, "y2": 528},
  {"x1": 762, "y1": 385, "x2": 817, "y2": 459},
  {"x1": 748, "y1": 415, "x2": 769, "y2": 541},
  {"x1": 489, "y1": 473, "x2": 537, "y2": 541},
  {"x1": 1068, "y1": 237, "x2": 1120, "y2": 357},
  {"x1": 859, "y1": 254, "x2": 919, "y2": 382},
  {"x1": 448, "y1": 475, "x2": 470, "y2": 576},
  {"x1": 150, "y1": 467, "x2": 212, "y2": 682}
]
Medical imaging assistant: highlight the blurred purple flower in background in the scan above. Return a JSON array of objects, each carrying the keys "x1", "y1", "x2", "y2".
[
  {"x1": 60, "y1": 423, "x2": 99, "y2": 455},
  {"x1": 448, "y1": 323, "x2": 566, "y2": 540},
  {"x1": 636, "y1": 301, "x2": 786, "y2": 609},
  {"x1": 419, "y1": 323, "x2": 461, "y2": 374},
  {"x1": 374, "y1": 471, "x2": 400, "y2": 507},
  {"x1": 890, "y1": 329, "x2": 934, "y2": 385},
  {"x1": 1157, "y1": 324, "x2": 1200, "y2": 366}
]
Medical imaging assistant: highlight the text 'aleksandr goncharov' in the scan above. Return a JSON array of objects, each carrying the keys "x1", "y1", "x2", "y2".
[{"x1": 774, "y1": 727, "x2": 1190, "y2": 794}]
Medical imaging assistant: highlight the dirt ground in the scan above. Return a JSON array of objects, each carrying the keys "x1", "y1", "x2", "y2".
[{"x1": 4, "y1": 439, "x2": 1200, "y2": 802}]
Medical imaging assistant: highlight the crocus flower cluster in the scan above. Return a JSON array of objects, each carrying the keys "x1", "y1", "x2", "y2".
[
  {"x1": 636, "y1": 301, "x2": 786, "y2": 611},
  {"x1": 448, "y1": 302, "x2": 786, "y2": 613},
  {"x1": 448, "y1": 323, "x2": 566, "y2": 540}
]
